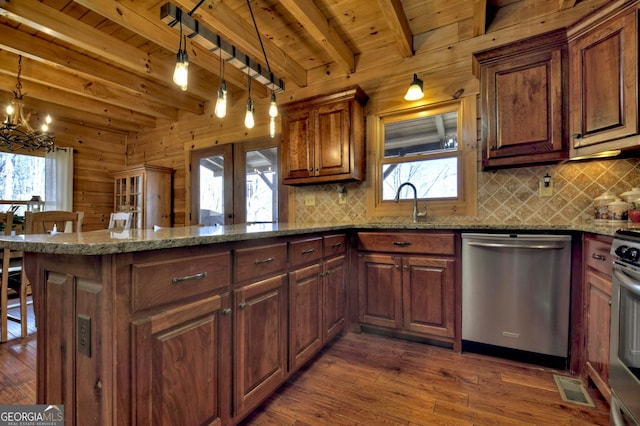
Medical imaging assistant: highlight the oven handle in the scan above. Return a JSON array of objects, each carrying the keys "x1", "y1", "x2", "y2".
[
  {"x1": 613, "y1": 266, "x2": 640, "y2": 296},
  {"x1": 611, "y1": 396, "x2": 627, "y2": 426}
]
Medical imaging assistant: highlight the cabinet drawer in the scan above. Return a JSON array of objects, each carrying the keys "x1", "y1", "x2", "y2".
[
  {"x1": 289, "y1": 237, "x2": 323, "y2": 268},
  {"x1": 132, "y1": 251, "x2": 231, "y2": 313},
  {"x1": 358, "y1": 232, "x2": 455, "y2": 255},
  {"x1": 585, "y1": 236, "x2": 613, "y2": 277},
  {"x1": 324, "y1": 234, "x2": 347, "y2": 257},
  {"x1": 234, "y1": 243, "x2": 288, "y2": 283}
]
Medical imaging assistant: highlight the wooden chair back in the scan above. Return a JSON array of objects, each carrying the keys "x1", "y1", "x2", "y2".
[
  {"x1": 25, "y1": 211, "x2": 84, "y2": 234},
  {"x1": 108, "y1": 212, "x2": 133, "y2": 230},
  {"x1": 0, "y1": 211, "x2": 27, "y2": 341},
  {"x1": 0, "y1": 212, "x2": 14, "y2": 236}
]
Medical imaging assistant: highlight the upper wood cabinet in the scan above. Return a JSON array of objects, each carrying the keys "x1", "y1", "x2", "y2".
[
  {"x1": 280, "y1": 86, "x2": 368, "y2": 185},
  {"x1": 568, "y1": 1, "x2": 639, "y2": 157},
  {"x1": 113, "y1": 164, "x2": 173, "y2": 229},
  {"x1": 473, "y1": 29, "x2": 569, "y2": 169}
]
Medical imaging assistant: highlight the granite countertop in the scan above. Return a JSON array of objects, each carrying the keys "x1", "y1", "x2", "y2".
[{"x1": 0, "y1": 221, "x2": 626, "y2": 255}]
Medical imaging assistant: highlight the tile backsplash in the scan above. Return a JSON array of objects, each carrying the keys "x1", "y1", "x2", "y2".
[{"x1": 293, "y1": 158, "x2": 640, "y2": 226}]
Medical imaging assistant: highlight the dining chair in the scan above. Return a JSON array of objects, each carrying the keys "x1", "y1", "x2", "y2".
[
  {"x1": 24, "y1": 210, "x2": 84, "y2": 235},
  {"x1": 0, "y1": 212, "x2": 28, "y2": 342},
  {"x1": 108, "y1": 212, "x2": 133, "y2": 230}
]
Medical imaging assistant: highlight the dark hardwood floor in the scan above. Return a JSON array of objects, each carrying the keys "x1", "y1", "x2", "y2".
[{"x1": 0, "y1": 303, "x2": 610, "y2": 425}]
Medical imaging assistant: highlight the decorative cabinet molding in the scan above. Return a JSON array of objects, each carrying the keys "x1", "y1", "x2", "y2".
[
  {"x1": 280, "y1": 86, "x2": 368, "y2": 185},
  {"x1": 473, "y1": 29, "x2": 569, "y2": 169},
  {"x1": 568, "y1": 0, "x2": 639, "y2": 157}
]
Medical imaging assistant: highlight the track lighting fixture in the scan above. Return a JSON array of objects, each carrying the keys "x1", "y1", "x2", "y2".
[{"x1": 404, "y1": 73, "x2": 424, "y2": 101}]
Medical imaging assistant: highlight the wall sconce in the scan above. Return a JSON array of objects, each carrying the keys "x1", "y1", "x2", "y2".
[
  {"x1": 543, "y1": 173, "x2": 551, "y2": 187},
  {"x1": 404, "y1": 74, "x2": 424, "y2": 101}
]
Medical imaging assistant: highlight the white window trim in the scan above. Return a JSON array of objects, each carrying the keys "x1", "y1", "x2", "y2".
[{"x1": 366, "y1": 96, "x2": 477, "y2": 218}]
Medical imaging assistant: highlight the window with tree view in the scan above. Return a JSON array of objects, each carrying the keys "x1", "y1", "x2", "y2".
[{"x1": 0, "y1": 152, "x2": 45, "y2": 215}]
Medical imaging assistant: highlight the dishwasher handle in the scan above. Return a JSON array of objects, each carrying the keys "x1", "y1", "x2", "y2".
[{"x1": 465, "y1": 241, "x2": 566, "y2": 250}]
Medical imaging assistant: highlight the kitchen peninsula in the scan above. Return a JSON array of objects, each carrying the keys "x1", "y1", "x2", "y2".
[{"x1": 0, "y1": 222, "x2": 620, "y2": 425}]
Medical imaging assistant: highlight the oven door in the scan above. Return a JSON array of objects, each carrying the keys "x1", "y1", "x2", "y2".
[{"x1": 610, "y1": 260, "x2": 640, "y2": 425}]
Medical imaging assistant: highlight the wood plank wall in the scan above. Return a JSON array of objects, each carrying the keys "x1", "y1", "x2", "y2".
[{"x1": 56, "y1": 0, "x2": 609, "y2": 229}]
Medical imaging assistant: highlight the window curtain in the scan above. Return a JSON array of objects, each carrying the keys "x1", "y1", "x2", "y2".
[{"x1": 45, "y1": 147, "x2": 74, "y2": 211}]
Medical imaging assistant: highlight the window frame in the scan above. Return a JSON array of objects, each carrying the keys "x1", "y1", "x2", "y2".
[{"x1": 366, "y1": 96, "x2": 477, "y2": 218}]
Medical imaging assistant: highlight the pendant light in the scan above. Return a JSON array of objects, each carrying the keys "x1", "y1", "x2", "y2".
[
  {"x1": 404, "y1": 73, "x2": 424, "y2": 101},
  {"x1": 244, "y1": 72, "x2": 255, "y2": 129},
  {"x1": 214, "y1": 52, "x2": 227, "y2": 118},
  {"x1": 268, "y1": 91, "x2": 278, "y2": 138},
  {"x1": 172, "y1": 22, "x2": 189, "y2": 91}
]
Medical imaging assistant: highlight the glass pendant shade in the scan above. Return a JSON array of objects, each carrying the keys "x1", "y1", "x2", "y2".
[
  {"x1": 244, "y1": 97, "x2": 255, "y2": 129},
  {"x1": 404, "y1": 73, "x2": 424, "y2": 101},
  {"x1": 214, "y1": 80, "x2": 227, "y2": 118},
  {"x1": 173, "y1": 50, "x2": 189, "y2": 91}
]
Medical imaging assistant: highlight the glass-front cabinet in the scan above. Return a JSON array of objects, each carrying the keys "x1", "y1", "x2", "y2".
[{"x1": 113, "y1": 164, "x2": 173, "y2": 229}]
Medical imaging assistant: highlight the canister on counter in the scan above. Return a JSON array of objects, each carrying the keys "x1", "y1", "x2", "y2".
[
  {"x1": 608, "y1": 198, "x2": 628, "y2": 223},
  {"x1": 594, "y1": 191, "x2": 616, "y2": 223}
]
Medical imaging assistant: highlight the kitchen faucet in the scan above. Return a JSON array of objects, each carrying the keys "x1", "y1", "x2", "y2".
[{"x1": 394, "y1": 182, "x2": 427, "y2": 223}]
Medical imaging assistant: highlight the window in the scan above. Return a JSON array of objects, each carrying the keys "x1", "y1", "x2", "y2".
[
  {"x1": 366, "y1": 97, "x2": 477, "y2": 218},
  {"x1": 0, "y1": 152, "x2": 45, "y2": 215},
  {"x1": 190, "y1": 138, "x2": 287, "y2": 225}
]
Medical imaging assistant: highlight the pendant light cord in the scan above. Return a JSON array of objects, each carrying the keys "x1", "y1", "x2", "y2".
[{"x1": 246, "y1": 0, "x2": 271, "y2": 74}]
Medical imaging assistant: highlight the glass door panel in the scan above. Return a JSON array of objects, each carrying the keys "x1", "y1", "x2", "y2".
[{"x1": 245, "y1": 147, "x2": 278, "y2": 223}]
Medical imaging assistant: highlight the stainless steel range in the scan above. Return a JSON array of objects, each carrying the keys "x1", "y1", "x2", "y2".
[{"x1": 610, "y1": 229, "x2": 640, "y2": 425}]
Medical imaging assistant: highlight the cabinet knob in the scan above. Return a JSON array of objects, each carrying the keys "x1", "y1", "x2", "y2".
[
  {"x1": 403, "y1": 265, "x2": 408, "y2": 270},
  {"x1": 395, "y1": 264, "x2": 400, "y2": 270},
  {"x1": 490, "y1": 145, "x2": 497, "y2": 151},
  {"x1": 572, "y1": 133, "x2": 582, "y2": 139},
  {"x1": 222, "y1": 308, "x2": 232, "y2": 316},
  {"x1": 239, "y1": 302, "x2": 247, "y2": 310}
]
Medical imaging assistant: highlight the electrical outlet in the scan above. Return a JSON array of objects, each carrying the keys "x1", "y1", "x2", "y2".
[
  {"x1": 338, "y1": 192, "x2": 347, "y2": 204},
  {"x1": 539, "y1": 180, "x2": 553, "y2": 197},
  {"x1": 304, "y1": 194, "x2": 315, "y2": 206}
]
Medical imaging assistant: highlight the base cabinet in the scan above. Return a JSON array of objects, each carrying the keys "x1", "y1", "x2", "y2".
[
  {"x1": 289, "y1": 263, "x2": 323, "y2": 372},
  {"x1": 583, "y1": 234, "x2": 613, "y2": 402},
  {"x1": 357, "y1": 232, "x2": 457, "y2": 345}
]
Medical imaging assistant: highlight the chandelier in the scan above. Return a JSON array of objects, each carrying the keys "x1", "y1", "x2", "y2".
[{"x1": 1, "y1": 56, "x2": 55, "y2": 152}]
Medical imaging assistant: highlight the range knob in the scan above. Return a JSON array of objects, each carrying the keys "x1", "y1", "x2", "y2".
[
  {"x1": 615, "y1": 245, "x2": 629, "y2": 258},
  {"x1": 628, "y1": 247, "x2": 640, "y2": 262}
]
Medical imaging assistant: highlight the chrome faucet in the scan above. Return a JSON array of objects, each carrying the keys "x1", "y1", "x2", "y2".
[{"x1": 394, "y1": 182, "x2": 427, "y2": 223}]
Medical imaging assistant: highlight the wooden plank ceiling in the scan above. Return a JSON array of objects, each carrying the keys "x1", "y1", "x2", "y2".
[{"x1": 0, "y1": 0, "x2": 582, "y2": 134}]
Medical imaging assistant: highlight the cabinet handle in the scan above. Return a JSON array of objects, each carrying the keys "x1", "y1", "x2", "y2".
[
  {"x1": 172, "y1": 272, "x2": 207, "y2": 284},
  {"x1": 572, "y1": 133, "x2": 582, "y2": 139},
  {"x1": 490, "y1": 145, "x2": 497, "y2": 151},
  {"x1": 301, "y1": 248, "x2": 315, "y2": 254},
  {"x1": 222, "y1": 308, "x2": 232, "y2": 316},
  {"x1": 331, "y1": 242, "x2": 342, "y2": 248},
  {"x1": 395, "y1": 264, "x2": 400, "y2": 270},
  {"x1": 239, "y1": 302, "x2": 247, "y2": 310},
  {"x1": 592, "y1": 253, "x2": 606, "y2": 261},
  {"x1": 255, "y1": 256, "x2": 275, "y2": 264},
  {"x1": 393, "y1": 241, "x2": 412, "y2": 247}
]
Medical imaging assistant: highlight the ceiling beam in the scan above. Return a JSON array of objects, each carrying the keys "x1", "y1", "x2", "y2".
[
  {"x1": 558, "y1": 0, "x2": 578, "y2": 10},
  {"x1": 376, "y1": 0, "x2": 413, "y2": 57},
  {"x1": 173, "y1": 0, "x2": 307, "y2": 88},
  {"x1": 278, "y1": 0, "x2": 355, "y2": 74},
  {"x1": 0, "y1": 0, "x2": 213, "y2": 100},
  {"x1": 0, "y1": 24, "x2": 204, "y2": 115},
  {"x1": 473, "y1": 0, "x2": 488, "y2": 36},
  {"x1": 72, "y1": 0, "x2": 267, "y2": 99}
]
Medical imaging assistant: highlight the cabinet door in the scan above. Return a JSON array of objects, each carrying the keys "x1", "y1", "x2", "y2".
[
  {"x1": 282, "y1": 108, "x2": 313, "y2": 180},
  {"x1": 585, "y1": 268, "x2": 611, "y2": 391},
  {"x1": 358, "y1": 253, "x2": 402, "y2": 329},
  {"x1": 132, "y1": 293, "x2": 231, "y2": 426},
  {"x1": 483, "y1": 49, "x2": 565, "y2": 167},
  {"x1": 289, "y1": 263, "x2": 323, "y2": 372},
  {"x1": 569, "y1": 8, "x2": 638, "y2": 148},
  {"x1": 323, "y1": 255, "x2": 346, "y2": 341},
  {"x1": 402, "y1": 256, "x2": 455, "y2": 338},
  {"x1": 233, "y1": 274, "x2": 288, "y2": 419},
  {"x1": 315, "y1": 101, "x2": 351, "y2": 177}
]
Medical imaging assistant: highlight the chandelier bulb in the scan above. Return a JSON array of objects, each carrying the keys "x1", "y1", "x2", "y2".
[
  {"x1": 244, "y1": 97, "x2": 255, "y2": 129},
  {"x1": 45, "y1": 114, "x2": 52, "y2": 125},
  {"x1": 6, "y1": 104, "x2": 14, "y2": 116}
]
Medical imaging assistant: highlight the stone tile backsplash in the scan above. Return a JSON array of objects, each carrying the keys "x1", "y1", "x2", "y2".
[{"x1": 293, "y1": 158, "x2": 640, "y2": 226}]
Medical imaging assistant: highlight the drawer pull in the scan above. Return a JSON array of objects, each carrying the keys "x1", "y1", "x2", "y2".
[
  {"x1": 331, "y1": 242, "x2": 342, "y2": 248},
  {"x1": 172, "y1": 272, "x2": 207, "y2": 284},
  {"x1": 301, "y1": 248, "x2": 316, "y2": 254},
  {"x1": 255, "y1": 256, "x2": 275, "y2": 264},
  {"x1": 239, "y1": 302, "x2": 247, "y2": 310},
  {"x1": 393, "y1": 241, "x2": 412, "y2": 247},
  {"x1": 592, "y1": 253, "x2": 606, "y2": 261}
]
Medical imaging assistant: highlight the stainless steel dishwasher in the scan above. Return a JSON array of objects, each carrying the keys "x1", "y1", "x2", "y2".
[{"x1": 461, "y1": 233, "x2": 572, "y2": 363}]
